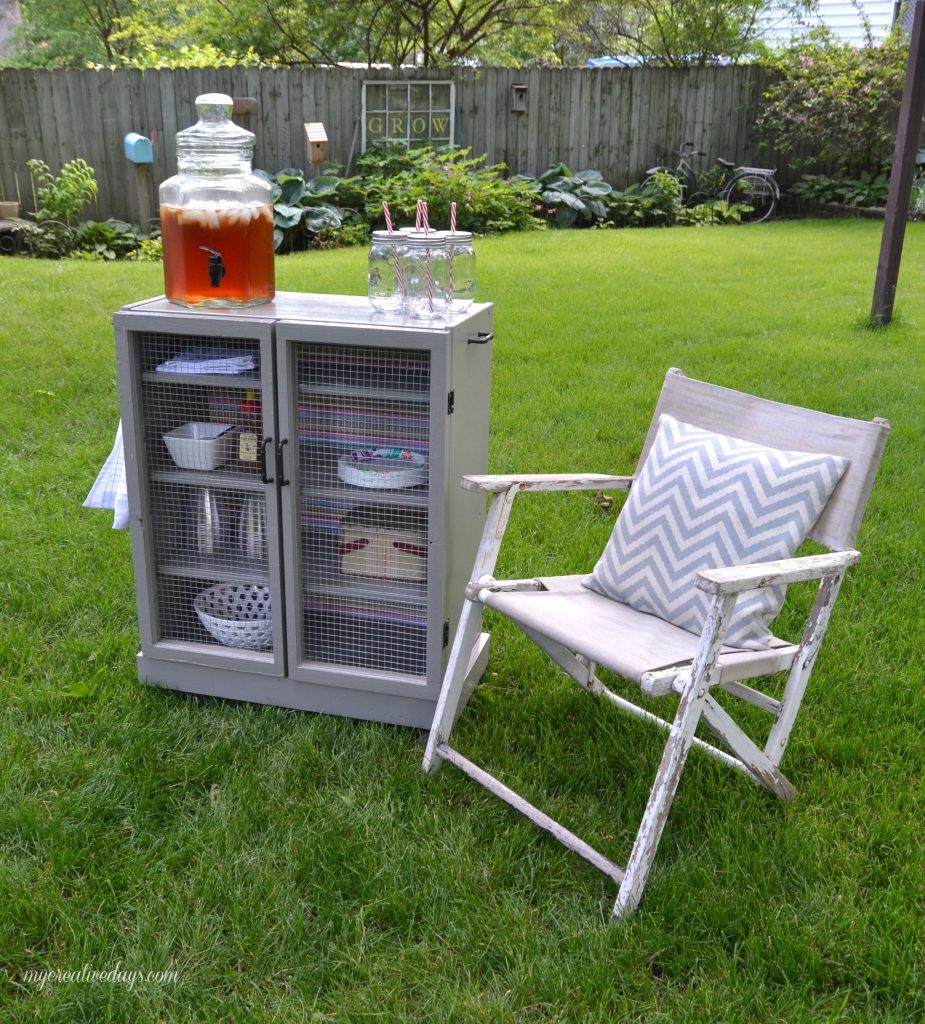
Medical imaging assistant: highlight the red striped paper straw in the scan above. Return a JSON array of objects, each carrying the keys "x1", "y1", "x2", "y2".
[
  {"x1": 382, "y1": 201, "x2": 404, "y2": 300},
  {"x1": 448, "y1": 202, "x2": 457, "y2": 304},
  {"x1": 415, "y1": 200, "x2": 422, "y2": 230},
  {"x1": 425, "y1": 252, "x2": 434, "y2": 313},
  {"x1": 420, "y1": 202, "x2": 433, "y2": 312}
]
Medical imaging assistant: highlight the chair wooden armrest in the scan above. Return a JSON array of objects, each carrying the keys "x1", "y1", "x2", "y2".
[
  {"x1": 695, "y1": 550, "x2": 860, "y2": 595},
  {"x1": 461, "y1": 473, "x2": 633, "y2": 494}
]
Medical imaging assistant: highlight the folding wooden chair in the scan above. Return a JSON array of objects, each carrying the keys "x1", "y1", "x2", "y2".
[{"x1": 423, "y1": 368, "x2": 890, "y2": 920}]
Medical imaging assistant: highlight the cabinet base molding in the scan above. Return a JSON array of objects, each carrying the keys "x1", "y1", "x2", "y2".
[{"x1": 137, "y1": 631, "x2": 490, "y2": 729}]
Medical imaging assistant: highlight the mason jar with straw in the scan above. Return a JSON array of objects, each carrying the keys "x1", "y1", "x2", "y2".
[
  {"x1": 445, "y1": 229, "x2": 475, "y2": 311},
  {"x1": 367, "y1": 202, "x2": 407, "y2": 313},
  {"x1": 368, "y1": 229, "x2": 406, "y2": 313},
  {"x1": 401, "y1": 231, "x2": 449, "y2": 320}
]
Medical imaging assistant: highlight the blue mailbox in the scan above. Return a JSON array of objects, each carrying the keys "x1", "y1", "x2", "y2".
[{"x1": 123, "y1": 132, "x2": 153, "y2": 164}]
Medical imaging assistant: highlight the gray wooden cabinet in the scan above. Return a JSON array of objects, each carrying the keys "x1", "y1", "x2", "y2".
[{"x1": 115, "y1": 292, "x2": 492, "y2": 727}]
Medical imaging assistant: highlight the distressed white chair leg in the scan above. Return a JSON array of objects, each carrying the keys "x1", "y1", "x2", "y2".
[
  {"x1": 423, "y1": 487, "x2": 517, "y2": 774},
  {"x1": 613, "y1": 592, "x2": 736, "y2": 920},
  {"x1": 423, "y1": 598, "x2": 485, "y2": 773},
  {"x1": 700, "y1": 695, "x2": 796, "y2": 801},
  {"x1": 765, "y1": 571, "x2": 846, "y2": 769}
]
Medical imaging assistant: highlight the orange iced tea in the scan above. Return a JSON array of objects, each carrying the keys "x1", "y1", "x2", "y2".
[{"x1": 160, "y1": 202, "x2": 275, "y2": 307}]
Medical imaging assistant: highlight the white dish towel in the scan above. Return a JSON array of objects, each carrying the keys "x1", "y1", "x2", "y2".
[{"x1": 83, "y1": 421, "x2": 129, "y2": 530}]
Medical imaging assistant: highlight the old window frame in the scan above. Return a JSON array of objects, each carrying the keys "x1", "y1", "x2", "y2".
[{"x1": 361, "y1": 80, "x2": 456, "y2": 152}]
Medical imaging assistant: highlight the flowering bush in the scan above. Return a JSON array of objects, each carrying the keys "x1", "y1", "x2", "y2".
[{"x1": 758, "y1": 25, "x2": 909, "y2": 174}]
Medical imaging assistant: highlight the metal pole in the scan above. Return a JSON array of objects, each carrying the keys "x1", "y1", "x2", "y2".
[{"x1": 871, "y1": 0, "x2": 925, "y2": 325}]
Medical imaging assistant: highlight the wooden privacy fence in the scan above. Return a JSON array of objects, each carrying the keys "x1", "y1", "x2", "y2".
[{"x1": 0, "y1": 64, "x2": 777, "y2": 224}]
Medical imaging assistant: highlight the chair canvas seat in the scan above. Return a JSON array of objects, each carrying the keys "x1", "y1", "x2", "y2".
[{"x1": 484, "y1": 576, "x2": 796, "y2": 686}]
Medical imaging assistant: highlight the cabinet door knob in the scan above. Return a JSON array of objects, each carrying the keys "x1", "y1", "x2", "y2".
[
  {"x1": 275, "y1": 438, "x2": 290, "y2": 486},
  {"x1": 259, "y1": 437, "x2": 274, "y2": 484}
]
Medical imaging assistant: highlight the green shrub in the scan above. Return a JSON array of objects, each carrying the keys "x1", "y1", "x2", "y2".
[
  {"x1": 910, "y1": 176, "x2": 925, "y2": 218},
  {"x1": 791, "y1": 171, "x2": 889, "y2": 208},
  {"x1": 255, "y1": 167, "x2": 343, "y2": 253},
  {"x1": 20, "y1": 216, "x2": 158, "y2": 260},
  {"x1": 352, "y1": 143, "x2": 419, "y2": 179},
  {"x1": 758, "y1": 26, "x2": 908, "y2": 174},
  {"x1": 19, "y1": 220, "x2": 77, "y2": 258},
  {"x1": 633, "y1": 171, "x2": 683, "y2": 225},
  {"x1": 73, "y1": 219, "x2": 144, "y2": 260},
  {"x1": 309, "y1": 221, "x2": 370, "y2": 250},
  {"x1": 126, "y1": 236, "x2": 164, "y2": 262},
  {"x1": 603, "y1": 188, "x2": 647, "y2": 228},
  {"x1": 677, "y1": 200, "x2": 753, "y2": 225},
  {"x1": 510, "y1": 164, "x2": 614, "y2": 228},
  {"x1": 27, "y1": 157, "x2": 98, "y2": 224},
  {"x1": 341, "y1": 145, "x2": 538, "y2": 234}
]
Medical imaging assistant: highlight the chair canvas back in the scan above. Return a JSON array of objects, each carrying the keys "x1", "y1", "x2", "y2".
[{"x1": 636, "y1": 369, "x2": 890, "y2": 551}]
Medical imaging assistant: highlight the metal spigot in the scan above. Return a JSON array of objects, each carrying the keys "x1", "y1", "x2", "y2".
[{"x1": 199, "y1": 246, "x2": 226, "y2": 287}]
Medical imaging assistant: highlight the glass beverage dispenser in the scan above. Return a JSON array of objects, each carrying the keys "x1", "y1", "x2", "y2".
[{"x1": 159, "y1": 93, "x2": 275, "y2": 307}]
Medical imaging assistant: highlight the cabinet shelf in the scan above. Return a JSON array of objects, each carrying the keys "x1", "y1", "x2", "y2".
[
  {"x1": 298, "y1": 383, "x2": 429, "y2": 404},
  {"x1": 301, "y1": 463, "x2": 429, "y2": 508},
  {"x1": 143, "y1": 371, "x2": 262, "y2": 389},
  {"x1": 304, "y1": 573, "x2": 427, "y2": 607},
  {"x1": 157, "y1": 555, "x2": 270, "y2": 585},
  {"x1": 150, "y1": 468, "x2": 266, "y2": 491}
]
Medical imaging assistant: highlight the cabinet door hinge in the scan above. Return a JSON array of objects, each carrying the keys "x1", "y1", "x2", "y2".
[
  {"x1": 442, "y1": 620, "x2": 450, "y2": 648},
  {"x1": 447, "y1": 390, "x2": 455, "y2": 415}
]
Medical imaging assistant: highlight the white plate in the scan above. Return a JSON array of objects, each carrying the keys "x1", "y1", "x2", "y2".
[{"x1": 337, "y1": 448, "x2": 428, "y2": 489}]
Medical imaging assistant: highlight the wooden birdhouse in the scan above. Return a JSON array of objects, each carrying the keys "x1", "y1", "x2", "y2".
[
  {"x1": 231, "y1": 97, "x2": 257, "y2": 132},
  {"x1": 304, "y1": 122, "x2": 328, "y2": 165},
  {"x1": 510, "y1": 84, "x2": 528, "y2": 114}
]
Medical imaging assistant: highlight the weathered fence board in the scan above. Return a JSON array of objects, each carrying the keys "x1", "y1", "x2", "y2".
[{"x1": 0, "y1": 64, "x2": 780, "y2": 223}]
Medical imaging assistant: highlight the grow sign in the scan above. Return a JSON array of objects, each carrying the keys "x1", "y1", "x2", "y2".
[{"x1": 362, "y1": 82, "x2": 455, "y2": 150}]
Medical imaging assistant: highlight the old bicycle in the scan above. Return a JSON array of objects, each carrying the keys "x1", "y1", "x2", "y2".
[{"x1": 642, "y1": 142, "x2": 780, "y2": 224}]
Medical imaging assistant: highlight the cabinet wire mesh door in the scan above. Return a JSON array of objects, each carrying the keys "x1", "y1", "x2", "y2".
[
  {"x1": 136, "y1": 331, "x2": 276, "y2": 658},
  {"x1": 296, "y1": 342, "x2": 432, "y2": 676}
]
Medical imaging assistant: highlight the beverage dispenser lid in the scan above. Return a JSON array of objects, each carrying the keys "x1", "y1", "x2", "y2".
[{"x1": 176, "y1": 93, "x2": 255, "y2": 155}]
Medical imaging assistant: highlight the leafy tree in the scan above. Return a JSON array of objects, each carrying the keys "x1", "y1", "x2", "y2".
[
  {"x1": 757, "y1": 24, "x2": 909, "y2": 173},
  {"x1": 563, "y1": 0, "x2": 815, "y2": 66},
  {"x1": 236, "y1": 0, "x2": 559, "y2": 67},
  {"x1": 6, "y1": 0, "x2": 564, "y2": 67},
  {"x1": 9, "y1": 0, "x2": 137, "y2": 64}
]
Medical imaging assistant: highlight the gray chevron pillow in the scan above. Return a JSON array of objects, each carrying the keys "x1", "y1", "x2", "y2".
[{"x1": 583, "y1": 414, "x2": 849, "y2": 650}]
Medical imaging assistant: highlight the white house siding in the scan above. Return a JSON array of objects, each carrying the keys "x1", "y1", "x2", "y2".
[{"x1": 762, "y1": 1, "x2": 900, "y2": 46}]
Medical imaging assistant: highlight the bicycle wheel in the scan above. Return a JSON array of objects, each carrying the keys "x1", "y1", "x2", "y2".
[{"x1": 723, "y1": 173, "x2": 777, "y2": 223}]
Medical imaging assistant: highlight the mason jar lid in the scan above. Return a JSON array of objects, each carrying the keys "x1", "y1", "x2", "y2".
[
  {"x1": 371, "y1": 229, "x2": 405, "y2": 244},
  {"x1": 445, "y1": 230, "x2": 473, "y2": 243},
  {"x1": 176, "y1": 93, "x2": 255, "y2": 158},
  {"x1": 403, "y1": 231, "x2": 448, "y2": 249}
]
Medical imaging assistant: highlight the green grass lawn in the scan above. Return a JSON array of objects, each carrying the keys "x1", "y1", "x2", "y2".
[{"x1": 1, "y1": 220, "x2": 923, "y2": 1022}]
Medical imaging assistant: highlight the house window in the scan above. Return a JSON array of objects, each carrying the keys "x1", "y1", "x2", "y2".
[{"x1": 362, "y1": 81, "x2": 455, "y2": 151}]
